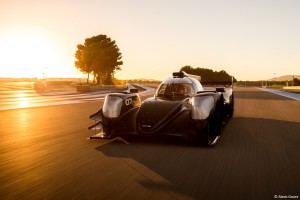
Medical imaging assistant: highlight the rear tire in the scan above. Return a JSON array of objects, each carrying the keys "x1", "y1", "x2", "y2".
[{"x1": 228, "y1": 95, "x2": 234, "y2": 118}]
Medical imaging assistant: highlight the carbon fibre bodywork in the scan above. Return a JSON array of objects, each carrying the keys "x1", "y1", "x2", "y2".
[{"x1": 89, "y1": 72, "x2": 234, "y2": 145}]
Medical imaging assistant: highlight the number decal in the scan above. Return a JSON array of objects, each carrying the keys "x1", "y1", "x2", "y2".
[{"x1": 125, "y1": 98, "x2": 132, "y2": 106}]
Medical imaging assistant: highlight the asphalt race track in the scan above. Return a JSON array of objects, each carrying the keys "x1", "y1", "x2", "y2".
[{"x1": 0, "y1": 87, "x2": 299, "y2": 200}]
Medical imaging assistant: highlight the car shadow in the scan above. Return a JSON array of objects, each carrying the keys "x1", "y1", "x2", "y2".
[{"x1": 94, "y1": 117, "x2": 300, "y2": 199}]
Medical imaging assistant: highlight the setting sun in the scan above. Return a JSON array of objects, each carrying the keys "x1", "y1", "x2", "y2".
[{"x1": 0, "y1": 30, "x2": 67, "y2": 78}]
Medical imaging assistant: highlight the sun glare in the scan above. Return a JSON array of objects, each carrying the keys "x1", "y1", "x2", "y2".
[
  {"x1": 0, "y1": 30, "x2": 66, "y2": 78},
  {"x1": 14, "y1": 92, "x2": 31, "y2": 108}
]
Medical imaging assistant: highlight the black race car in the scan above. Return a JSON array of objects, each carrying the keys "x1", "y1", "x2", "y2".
[{"x1": 88, "y1": 71, "x2": 234, "y2": 145}]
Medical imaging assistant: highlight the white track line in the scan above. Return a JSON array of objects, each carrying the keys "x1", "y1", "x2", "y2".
[{"x1": 259, "y1": 88, "x2": 300, "y2": 101}]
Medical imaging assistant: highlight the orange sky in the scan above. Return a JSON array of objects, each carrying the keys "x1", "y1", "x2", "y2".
[{"x1": 0, "y1": 0, "x2": 299, "y2": 81}]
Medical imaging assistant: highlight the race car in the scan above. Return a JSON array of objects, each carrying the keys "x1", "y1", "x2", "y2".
[{"x1": 88, "y1": 71, "x2": 234, "y2": 145}]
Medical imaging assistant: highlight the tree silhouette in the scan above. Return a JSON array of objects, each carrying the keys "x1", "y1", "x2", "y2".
[
  {"x1": 180, "y1": 65, "x2": 237, "y2": 83},
  {"x1": 75, "y1": 35, "x2": 123, "y2": 85},
  {"x1": 293, "y1": 78, "x2": 300, "y2": 86}
]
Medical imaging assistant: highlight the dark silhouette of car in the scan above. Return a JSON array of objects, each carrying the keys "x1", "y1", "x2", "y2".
[{"x1": 88, "y1": 71, "x2": 234, "y2": 145}]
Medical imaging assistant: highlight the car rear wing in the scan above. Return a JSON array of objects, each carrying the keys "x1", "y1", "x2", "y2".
[
  {"x1": 173, "y1": 71, "x2": 234, "y2": 90},
  {"x1": 200, "y1": 83, "x2": 233, "y2": 93},
  {"x1": 201, "y1": 77, "x2": 234, "y2": 88},
  {"x1": 201, "y1": 80, "x2": 234, "y2": 91}
]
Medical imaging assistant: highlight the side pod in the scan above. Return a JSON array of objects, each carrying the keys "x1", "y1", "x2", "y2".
[
  {"x1": 191, "y1": 92, "x2": 225, "y2": 145},
  {"x1": 88, "y1": 92, "x2": 141, "y2": 139},
  {"x1": 191, "y1": 92, "x2": 218, "y2": 120}
]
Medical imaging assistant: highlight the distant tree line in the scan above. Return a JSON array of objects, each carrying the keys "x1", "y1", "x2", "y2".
[
  {"x1": 75, "y1": 34, "x2": 123, "y2": 85},
  {"x1": 180, "y1": 66, "x2": 237, "y2": 82},
  {"x1": 294, "y1": 78, "x2": 300, "y2": 86},
  {"x1": 236, "y1": 78, "x2": 300, "y2": 87}
]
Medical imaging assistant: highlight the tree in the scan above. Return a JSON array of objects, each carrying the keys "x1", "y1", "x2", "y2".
[
  {"x1": 75, "y1": 35, "x2": 123, "y2": 85},
  {"x1": 180, "y1": 65, "x2": 237, "y2": 82},
  {"x1": 293, "y1": 78, "x2": 300, "y2": 86}
]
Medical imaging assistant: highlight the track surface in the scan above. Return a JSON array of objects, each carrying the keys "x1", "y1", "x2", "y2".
[
  {"x1": 0, "y1": 84, "x2": 155, "y2": 111},
  {"x1": 0, "y1": 87, "x2": 299, "y2": 200}
]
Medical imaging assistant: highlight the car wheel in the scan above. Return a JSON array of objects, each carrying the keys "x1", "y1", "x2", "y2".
[{"x1": 228, "y1": 95, "x2": 234, "y2": 118}]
